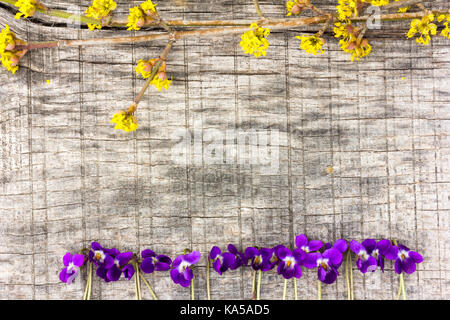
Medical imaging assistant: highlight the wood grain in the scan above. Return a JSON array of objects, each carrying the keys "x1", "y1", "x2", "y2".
[{"x1": 0, "y1": 0, "x2": 449, "y2": 300}]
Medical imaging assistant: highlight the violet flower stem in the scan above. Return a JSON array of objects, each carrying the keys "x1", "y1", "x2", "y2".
[
  {"x1": 206, "y1": 258, "x2": 211, "y2": 300},
  {"x1": 349, "y1": 252, "x2": 354, "y2": 300},
  {"x1": 282, "y1": 279, "x2": 288, "y2": 300},
  {"x1": 82, "y1": 262, "x2": 90, "y2": 300},
  {"x1": 139, "y1": 272, "x2": 158, "y2": 300},
  {"x1": 392, "y1": 239, "x2": 406, "y2": 300},
  {"x1": 191, "y1": 278, "x2": 195, "y2": 300},
  {"x1": 256, "y1": 270, "x2": 262, "y2": 300},
  {"x1": 87, "y1": 261, "x2": 93, "y2": 300},
  {"x1": 317, "y1": 280, "x2": 322, "y2": 300},
  {"x1": 293, "y1": 278, "x2": 298, "y2": 300},
  {"x1": 345, "y1": 251, "x2": 351, "y2": 300},
  {"x1": 251, "y1": 270, "x2": 257, "y2": 300},
  {"x1": 134, "y1": 262, "x2": 142, "y2": 300}
]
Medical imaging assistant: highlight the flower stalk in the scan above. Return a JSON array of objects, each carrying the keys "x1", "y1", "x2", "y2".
[
  {"x1": 251, "y1": 270, "x2": 257, "y2": 300},
  {"x1": 134, "y1": 39, "x2": 173, "y2": 107},
  {"x1": 191, "y1": 278, "x2": 195, "y2": 300},
  {"x1": 317, "y1": 280, "x2": 322, "y2": 300},
  {"x1": 134, "y1": 261, "x2": 142, "y2": 300},
  {"x1": 82, "y1": 261, "x2": 92, "y2": 300},
  {"x1": 253, "y1": 0, "x2": 264, "y2": 19},
  {"x1": 293, "y1": 278, "x2": 298, "y2": 300},
  {"x1": 282, "y1": 278, "x2": 288, "y2": 300},
  {"x1": 139, "y1": 272, "x2": 159, "y2": 300},
  {"x1": 206, "y1": 258, "x2": 211, "y2": 300},
  {"x1": 256, "y1": 270, "x2": 262, "y2": 300}
]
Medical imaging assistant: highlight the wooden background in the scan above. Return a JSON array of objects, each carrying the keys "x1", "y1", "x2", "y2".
[{"x1": 0, "y1": 0, "x2": 448, "y2": 300}]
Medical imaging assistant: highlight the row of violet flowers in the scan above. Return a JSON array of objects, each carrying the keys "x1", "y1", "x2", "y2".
[{"x1": 59, "y1": 235, "x2": 423, "y2": 300}]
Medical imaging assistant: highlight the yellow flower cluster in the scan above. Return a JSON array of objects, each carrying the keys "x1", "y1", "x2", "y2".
[
  {"x1": 135, "y1": 58, "x2": 172, "y2": 91},
  {"x1": 336, "y1": 0, "x2": 357, "y2": 21},
  {"x1": 407, "y1": 14, "x2": 437, "y2": 45},
  {"x1": 14, "y1": 0, "x2": 37, "y2": 19},
  {"x1": 240, "y1": 23, "x2": 270, "y2": 58},
  {"x1": 438, "y1": 14, "x2": 450, "y2": 40},
  {"x1": 334, "y1": 22, "x2": 372, "y2": 61},
  {"x1": 85, "y1": 0, "x2": 117, "y2": 31},
  {"x1": 296, "y1": 35, "x2": 325, "y2": 55},
  {"x1": 127, "y1": 0, "x2": 157, "y2": 31},
  {"x1": 286, "y1": 0, "x2": 310, "y2": 17},
  {"x1": 111, "y1": 111, "x2": 139, "y2": 132},
  {"x1": 0, "y1": 25, "x2": 25, "y2": 74}
]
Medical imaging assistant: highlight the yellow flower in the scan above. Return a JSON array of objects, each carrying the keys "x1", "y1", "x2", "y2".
[
  {"x1": 135, "y1": 58, "x2": 156, "y2": 78},
  {"x1": 438, "y1": 14, "x2": 450, "y2": 40},
  {"x1": 126, "y1": 0, "x2": 157, "y2": 31},
  {"x1": 136, "y1": 58, "x2": 172, "y2": 91},
  {"x1": 0, "y1": 25, "x2": 16, "y2": 54},
  {"x1": 140, "y1": 0, "x2": 157, "y2": 13},
  {"x1": 111, "y1": 110, "x2": 139, "y2": 132},
  {"x1": 296, "y1": 35, "x2": 325, "y2": 55},
  {"x1": 394, "y1": 0, "x2": 409, "y2": 12},
  {"x1": 336, "y1": 0, "x2": 357, "y2": 21},
  {"x1": 341, "y1": 36, "x2": 372, "y2": 61},
  {"x1": 14, "y1": 0, "x2": 37, "y2": 19},
  {"x1": 85, "y1": 0, "x2": 117, "y2": 31},
  {"x1": 334, "y1": 22, "x2": 371, "y2": 61},
  {"x1": 370, "y1": 0, "x2": 389, "y2": 6},
  {"x1": 151, "y1": 73, "x2": 172, "y2": 91},
  {"x1": 333, "y1": 22, "x2": 350, "y2": 39},
  {"x1": 407, "y1": 14, "x2": 437, "y2": 45},
  {"x1": 127, "y1": 7, "x2": 146, "y2": 31},
  {"x1": 1, "y1": 51, "x2": 19, "y2": 74},
  {"x1": 240, "y1": 23, "x2": 270, "y2": 58},
  {"x1": 286, "y1": 0, "x2": 309, "y2": 17}
]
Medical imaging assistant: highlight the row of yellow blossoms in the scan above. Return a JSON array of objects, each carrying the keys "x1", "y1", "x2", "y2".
[{"x1": 3, "y1": 0, "x2": 450, "y2": 133}]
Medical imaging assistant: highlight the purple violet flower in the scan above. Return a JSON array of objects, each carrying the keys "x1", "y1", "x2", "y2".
[
  {"x1": 350, "y1": 239, "x2": 393, "y2": 273},
  {"x1": 170, "y1": 251, "x2": 201, "y2": 287},
  {"x1": 275, "y1": 246, "x2": 304, "y2": 279},
  {"x1": 295, "y1": 234, "x2": 323, "y2": 253},
  {"x1": 391, "y1": 244, "x2": 423, "y2": 274},
  {"x1": 59, "y1": 252, "x2": 85, "y2": 284},
  {"x1": 140, "y1": 249, "x2": 172, "y2": 274},
  {"x1": 244, "y1": 247, "x2": 273, "y2": 271},
  {"x1": 107, "y1": 251, "x2": 133, "y2": 281},
  {"x1": 89, "y1": 242, "x2": 114, "y2": 268},
  {"x1": 227, "y1": 244, "x2": 246, "y2": 270},
  {"x1": 122, "y1": 264, "x2": 135, "y2": 280},
  {"x1": 209, "y1": 246, "x2": 235, "y2": 275},
  {"x1": 350, "y1": 240, "x2": 378, "y2": 273},
  {"x1": 304, "y1": 248, "x2": 343, "y2": 284}
]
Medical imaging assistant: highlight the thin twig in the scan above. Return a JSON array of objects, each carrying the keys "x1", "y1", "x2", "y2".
[
  {"x1": 13, "y1": 10, "x2": 450, "y2": 52},
  {"x1": 253, "y1": 0, "x2": 264, "y2": 18},
  {"x1": 134, "y1": 40, "x2": 174, "y2": 107}
]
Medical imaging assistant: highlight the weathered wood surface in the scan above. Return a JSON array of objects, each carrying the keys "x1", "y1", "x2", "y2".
[{"x1": 0, "y1": 0, "x2": 449, "y2": 300}]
